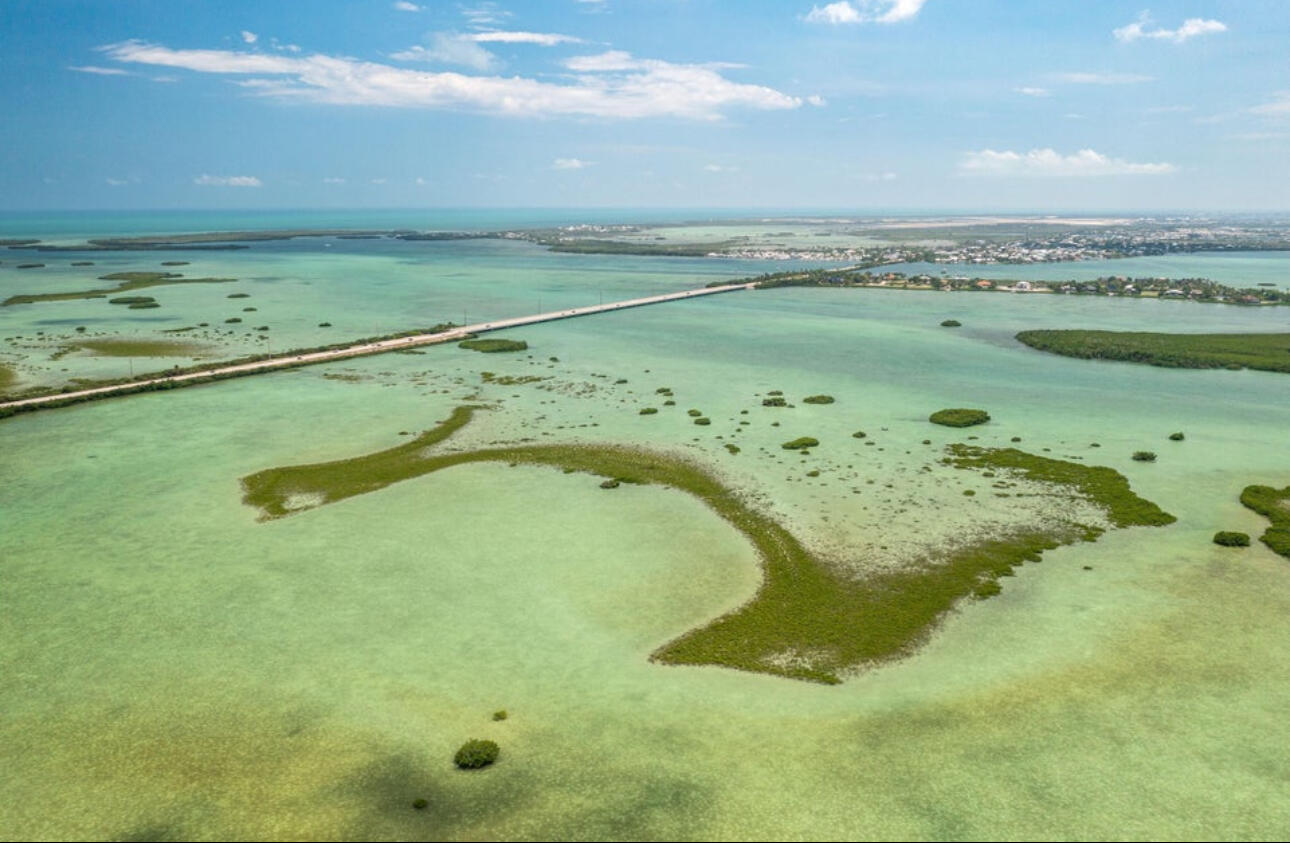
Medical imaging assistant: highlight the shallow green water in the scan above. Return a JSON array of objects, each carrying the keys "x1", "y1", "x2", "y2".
[{"x1": 4, "y1": 225, "x2": 1290, "y2": 839}]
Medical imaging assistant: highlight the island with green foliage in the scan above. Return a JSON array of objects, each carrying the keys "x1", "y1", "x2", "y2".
[
  {"x1": 241, "y1": 406, "x2": 1174, "y2": 684},
  {"x1": 929, "y1": 408, "x2": 990, "y2": 427},
  {"x1": 458, "y1": 338, "x2": 528, "y2": 353},
  {"x1": 1016, "y1": 330, "x2": 1290, "y2": 374},
  {"x1": 1239, "y1": 484, "x2": 1290, "y2": 558}
]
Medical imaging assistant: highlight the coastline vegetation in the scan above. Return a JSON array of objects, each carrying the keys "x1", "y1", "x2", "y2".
[
  {"x1": 1016, "y1": 330, "x2": 1290, "y2": 374},
  {"x1": 241, "y1": 408, "x2": 1174, "y2": 683},
  {"x1": 802, "y1": 395, "x2": 835, "y2": 404},
  {"x1": 2, "y1": 271, "x2": 236, "y2": 306},
  {"x1": 1238, "y1": 484, "x2": 1290, "y2": 558}
]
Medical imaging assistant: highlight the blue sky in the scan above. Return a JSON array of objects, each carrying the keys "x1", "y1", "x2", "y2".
[{"x1": 2, "y1": 0, "x2": 1287, "y2": 210}]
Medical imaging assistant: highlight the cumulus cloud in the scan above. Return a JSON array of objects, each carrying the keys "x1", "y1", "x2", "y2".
[
  {"x1": 1015, "y1": 86, "x2": 1049, "y2": 97},
  {"x1": 467, "y1": 31, "x2": 582, "y2": 46},
  {"x1": 69, "y1": 65, "x2": 131, "y2": 75},
  {"x1": 1054, "y1": 71, "x2": 1153, "y2": 85},
  {"x1": 704, "y1": 164, "x2": 739, "y2": 172},
  {"x1": 194, "y1": 174, "x2": 262, "y2": 187},
  {"x1": 322, "y1": 177, "x2": 346, "y2": 184},
  {"x1": 1113, "y1": 12, "x2": 1226, "y2": 44},
  {"x1": 553, "y1": 158, "x2": 591, "y2": 169},
  {"x1": 959, "y1": 148, "x2": 1174, "y2": 177},
  {"x1": 392, "y1": 33, "x2": 498, "y2": 71},
  {"x1": 102, "y1": 41, "x2": 802, "y2": 120},
  {"x1": 241, "y1": 31, "x2": 258, "y2": 44},
  {"x1": 105, "y1": 177, "x2": 129, "y2": 186},
  {"x1": 805, "y1": 0, "x2": 928, "y2": 25},
  {"x1": 393, "y1": 1, "x2": 422, "y2": 10},
  {"x1": 1251, "y1": 92, "x2": 1290, "y2": 116}
]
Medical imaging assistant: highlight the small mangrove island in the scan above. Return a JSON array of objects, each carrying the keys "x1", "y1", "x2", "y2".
[{"x1": 929, "y1": 408, "x2": 991, "y2": 428}]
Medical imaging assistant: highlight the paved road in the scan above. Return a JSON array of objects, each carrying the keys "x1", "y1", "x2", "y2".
[{"x1": 0, "y1": 282, "x2": 754, "y2": 411}]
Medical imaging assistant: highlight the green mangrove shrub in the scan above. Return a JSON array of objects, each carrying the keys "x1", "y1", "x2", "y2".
[
  {"x1": 1213, "y1": 531, "x2": 1251, "y2": 547},
  {"x1": 1132, "y1": 451, "x2": 1157, "y2": 462},
  {"x1": 929, "y1": 408, "x2": 990, "y2": 427},
  {"x1": 941, "y1": 319, "x2": 962, "y2": 327},
  {"x1": 782, "y1": 437, "x2": 819, "y2": 450},
  {"x1": 802, "y1": 395, "x2": 835, "y2": 404},
  {"x1": 453, "y1": 739, "x2": 499, "y2": 770},
  {"x1": 459, "y1": 339, "x2": 527, "y2": 353}
]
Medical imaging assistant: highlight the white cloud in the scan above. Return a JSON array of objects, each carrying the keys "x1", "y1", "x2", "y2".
[
  {"x1": 855, "y1": 171, "x2": 897, "y2": 181},
  {"x1": 194, "y1": 174, "x2": 262, "y2": 187},
  {"x1": 392, "y1": 34, "x2": 498, "y2": 71},
  {"x1": 69, "y1": 65, "x2": 131, "y2": 76},
  {"x1": 103, "y1": 41, "x2": 802, "y2": 120},
  {"x1": 805, "y1": 0, "x2": 928, "y2": 25},
  {"x1": 1113, "y1": 13, "x2": 1226, "y2": 44},
  {"x1": 415, "y1": 176, "x2": 428, "y2": 185},
  {"x1": 807, "y1": 94, "x2": 827, "y2": 106},
  {"x1": 466, "y1": 31, "x2": 582, "y2": 46},
  {"x1": 959, "y1": 148, "x2": 1175, "y2": 177},
  {"x1": 105, "y1": 177, "x2": 129, "y2": 186},
  {"x1": 1015, "y1": 86, "x2": 1049, "y2": 97},
  {"x1": 322, "y1": 177, "x2": 346, "y2": 184},
  {"x1": 1054, "y1": 71, "x2": 1153, "y2": 85},
  {"x1": 1251, "y1": 92, "x2": 1290, "y2": 116},
  {"x1": 704, "y1": 164, "x2": 738, "y2": 172},
  {"x1": 241, "y1": 31, "x2": 258, "y2": 45},
  {"x1": 1145, "y1": 104, "x2": 1192, "y2": 114},
  {"x1": 461, "y1": 3, "x2": 510, "y2": 27},
  {"x1": 393, "y1": 1, "x2": 421, "y2": 10},
  {"x1": 371, "y1": 178, "x2": 388, "y2": 184},
  {"x1": 553, "y1": 158, "x2": 591, "y2": 169}
]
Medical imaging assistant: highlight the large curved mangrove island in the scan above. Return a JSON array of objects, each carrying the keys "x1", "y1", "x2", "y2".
[
  {"x1": 1016, "y1": 330, "x2": 1290, "y2": 373},
  {"x1": 242, "y1": 406, "x2": 1174, "y2": 684}
]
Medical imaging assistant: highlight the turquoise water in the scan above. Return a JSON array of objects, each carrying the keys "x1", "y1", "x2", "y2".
[{"x1": 4, "y1": 213, "x2": 1290, "y2": 839}]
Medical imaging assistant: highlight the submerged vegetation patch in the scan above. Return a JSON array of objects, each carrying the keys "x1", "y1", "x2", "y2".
[
  {"x1": 802, "y1": 395, "x2": 835, "y2": 405},
  {"x1": 66, "y1": 339, "x2": 210, "y2": 358},
  {"x1": 242, "y1": 408, "x2": 1174, "y2": 684},
  {"x1": 2, "y1": 271, "x2": 236, "y2": 306},
  {"x1": 1016, "y1": 330, "x2": 1290, "y2": 374},
  {"x1": 459, "y1": 338, "x2": 528, "y2": 353},
  {"x1": 1239, "y1": 484, "x2": 1290, "y2": 559},
  {"x1": 0, "y1": 363, "x2": 17, "y2": 392},
  {"x1": 929, "y1": 408, "x2": 991, "y2": 428}
]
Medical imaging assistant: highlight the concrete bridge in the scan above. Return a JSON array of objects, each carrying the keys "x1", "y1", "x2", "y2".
[{"x1": 0, "y1": 282, "x2": 754, "y2": 413}]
